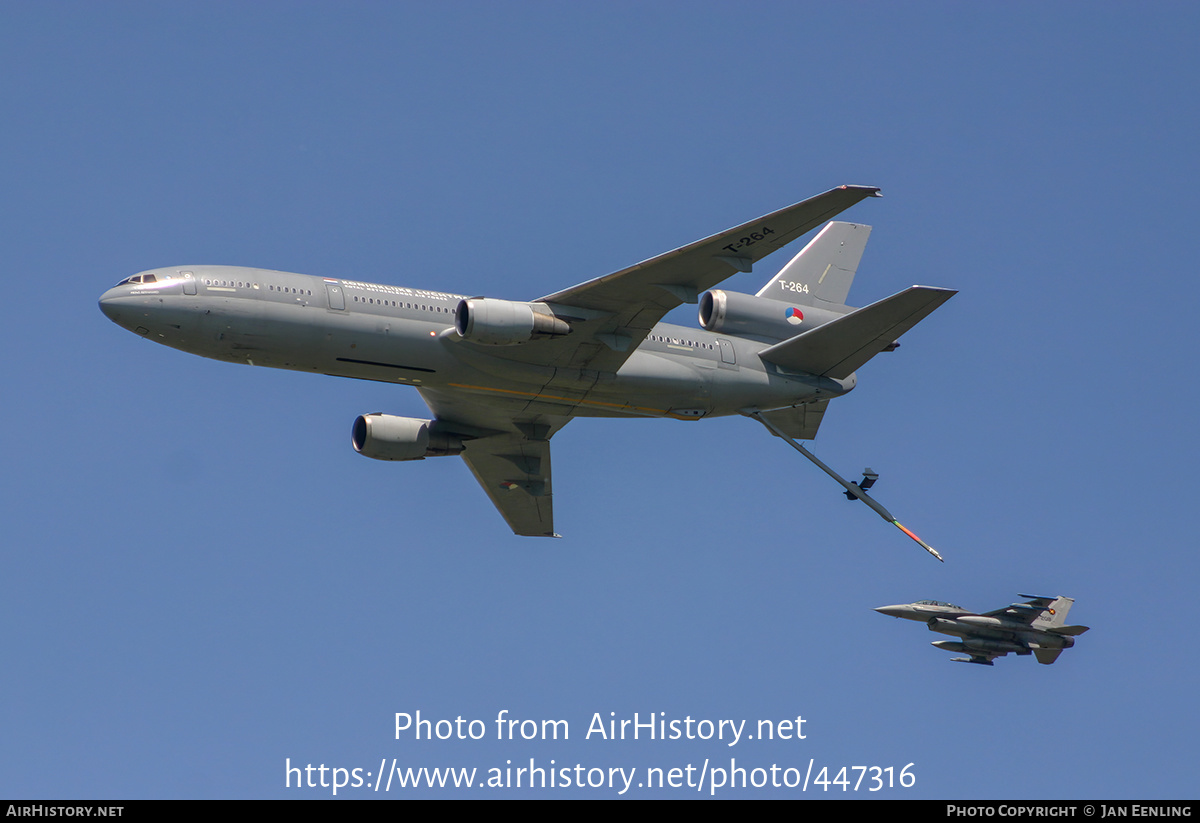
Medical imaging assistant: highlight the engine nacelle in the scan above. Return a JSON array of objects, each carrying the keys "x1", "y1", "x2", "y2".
[
  {"x1": 1029, "y1": 634, "x2": 1074, "y2": 651},
  {"x1": 351, "y1": 414, "x2": 463, "y2": 461},
  {"x1": 454, "y1": 298, "x2": 571, "y2": 345},
  {"x1": 698, "y1": 289, "x2": 846, "y2": 341}
]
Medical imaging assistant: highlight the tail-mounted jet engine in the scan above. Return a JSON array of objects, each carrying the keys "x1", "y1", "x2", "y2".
[
  {"x1": 698, "y1": 289, "x2": 846, "y2": 341},
  {"x1": 352, "y1": 414, "x2": 465, "y2": 461},
  {"x1": 454, "y1": 298, "x2": 571, "y2": 345}
]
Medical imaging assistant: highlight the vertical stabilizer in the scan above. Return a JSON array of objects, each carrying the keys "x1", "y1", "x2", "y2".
[
  {"x1": 757, "y1": 222, "x2": 871, "y2": 308},
  {"x1": 1033, "y1": 596, "x2": 1074, "y2": 630}
]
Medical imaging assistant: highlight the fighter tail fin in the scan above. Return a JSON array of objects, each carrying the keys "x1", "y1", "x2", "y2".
[{"x1": 1029, "y1": 596, "x2": 1074, "y2": 630}]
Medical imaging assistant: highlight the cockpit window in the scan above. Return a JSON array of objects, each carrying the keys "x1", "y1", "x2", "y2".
[
  {"x1": 114, "y1": 273, "x2": 164, "y2": 286},
  {"x1": 916, "y1": 599, "x2": 962, "y2": 608}
]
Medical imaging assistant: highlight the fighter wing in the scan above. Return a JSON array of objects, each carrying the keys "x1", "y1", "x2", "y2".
[
  {"x1": 489, "y1": 185, "x2": 881, "y2": 375},
  {"x1": 982, "y1": 594, "x2": 1059, "y2": 626},
  {"x1": 418, "y1": 387, "x2": 570, "y2": 537}
]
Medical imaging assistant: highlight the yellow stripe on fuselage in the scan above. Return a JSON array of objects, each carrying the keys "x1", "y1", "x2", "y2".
[{"x1": 445, "y1": 383, "x2": 701, "y2": 420}]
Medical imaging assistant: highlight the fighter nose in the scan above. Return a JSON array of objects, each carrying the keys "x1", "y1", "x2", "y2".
[{"x1": 873, "y1": 605, "x2": 908, "y2": 618}]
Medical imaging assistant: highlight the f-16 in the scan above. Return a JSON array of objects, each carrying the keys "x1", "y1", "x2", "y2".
[
  {"x1": 99, "y1": 185, "x2": 955, "y2": 546},
  {"x1": 874, "y1": 595, "x2": 1090, "y2": 665}
]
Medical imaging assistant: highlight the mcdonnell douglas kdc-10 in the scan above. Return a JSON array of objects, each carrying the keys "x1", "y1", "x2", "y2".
[{"x1": 99, "y1": 185, "x2": 955, "y2": 548}]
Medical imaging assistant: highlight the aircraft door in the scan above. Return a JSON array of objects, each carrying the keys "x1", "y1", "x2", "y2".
[
  {"x1": 181, "y1": 271, "x2": 197, "y2": 295},
  {"x1": 718, "y1": 338, "x2": 737, "y2": 367},
  {"x1": 326, "y1": 282, "x2": 346, "y2": 310}
]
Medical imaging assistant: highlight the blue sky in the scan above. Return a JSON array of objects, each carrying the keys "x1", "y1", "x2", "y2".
[{"x1": 3, "y1": 2, "x2": 1197, "y2": 798}]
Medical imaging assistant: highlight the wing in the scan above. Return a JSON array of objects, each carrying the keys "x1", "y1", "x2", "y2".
[
  {"x1": 983, "y1": 595, "x2": 1059, "y2": 626},
  {"x1": 460, "y1": 435, "x2": 556, "y2": 537},
  {"x1": 418, "y1": 387, "x2": 570, "y2": 537},
  {"x1": 478, "y1": 185, "x2": 881, "y2": 375},
  {"x1": 420, "y1": 186, "x2": 879, "y2": 534}
]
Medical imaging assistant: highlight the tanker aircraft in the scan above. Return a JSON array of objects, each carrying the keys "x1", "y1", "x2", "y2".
[
  {"x1": 874, "y1": 595, "x2": 1090, "y2": 665},
  {"x1": 99, "y1": 185, "x2": 955, "y2": 545}
]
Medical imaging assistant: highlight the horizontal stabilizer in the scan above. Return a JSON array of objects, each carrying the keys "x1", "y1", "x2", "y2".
[
  {"x1": 757, "y1": 286, "x2": 956, "y2": 379},
  {"x1": 1034, "y1": 648, "x2": 1064, "y2": 665},
  {"x1": 1050, "y1": 624, "x2": 1090, "y2": 637}
]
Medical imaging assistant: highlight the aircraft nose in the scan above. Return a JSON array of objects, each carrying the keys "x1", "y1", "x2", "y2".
[
  {"x1": 99, "y1": 287, "x2": 143, "y2": 333},
  {"x1": 98, "y1": 288, "x2": 120, "y2": 321},
  {"x1": 874, "y1": 605, "x2": 910, "y2": 618}
]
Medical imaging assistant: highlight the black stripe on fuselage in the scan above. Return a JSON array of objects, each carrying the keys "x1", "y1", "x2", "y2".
[{"x1": 335, "y1": 357, "x2": 436, "y2": 373}]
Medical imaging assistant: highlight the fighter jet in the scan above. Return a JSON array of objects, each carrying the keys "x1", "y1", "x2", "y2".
[
  {"x1": 874, "y1": 595, "x2": 1089, "y2": 665},
  {"x1": 99, "y1": 185, "x2": 955, "y2": 546}
]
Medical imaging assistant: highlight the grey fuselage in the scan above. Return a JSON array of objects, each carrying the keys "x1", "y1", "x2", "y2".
[
  {"x1": 874, "y1": 601, "x2": 1079, "y2": 662},
  {"x1": 98, "y1": 265, "x2": 854, "y2": 422}
]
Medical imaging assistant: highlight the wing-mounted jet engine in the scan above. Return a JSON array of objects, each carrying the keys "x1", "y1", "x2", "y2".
[
  {"x1": 352, "y1": 414, "x2": 465, "y2": 461},
  {"x1": 454, "y1": 298, "x2": 571, "y2": 345}
]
